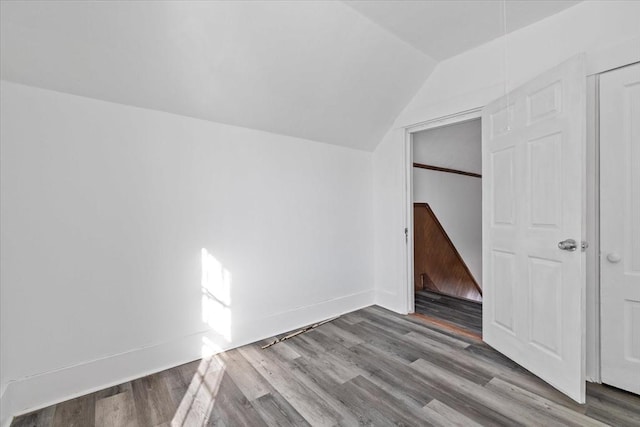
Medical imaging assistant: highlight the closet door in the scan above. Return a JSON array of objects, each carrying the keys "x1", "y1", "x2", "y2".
[{"x1": 600, "y1": 62, "x2": 640, "y2": 395}]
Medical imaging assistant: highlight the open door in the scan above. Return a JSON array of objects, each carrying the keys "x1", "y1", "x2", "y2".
[{"x1": 482, "y1": 56, "x2": 586, "y2": 403}]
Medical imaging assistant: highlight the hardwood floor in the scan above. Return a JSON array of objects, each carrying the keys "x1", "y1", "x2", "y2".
[
  {"x1": 414, "y1": 290, "x2": 483, "y2": 337},
  {"x1": 11, "y1": 306, "x2": 640, "y2": 426}
]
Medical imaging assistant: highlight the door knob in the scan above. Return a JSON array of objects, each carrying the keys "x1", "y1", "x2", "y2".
[
  {"x1": 606, "y1": 253, "x2": 622, "y2": 263},
  {"x1": 558, "y1": 239, "x2": 577, "y2": 251}
]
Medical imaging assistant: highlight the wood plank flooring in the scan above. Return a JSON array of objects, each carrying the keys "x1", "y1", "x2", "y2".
[
  {"x1": 11, "y1": 306, "x2": 640, "y2": 427},
  {"x1": 414, "y1": 290, "x2": 483, "y2": 336}
]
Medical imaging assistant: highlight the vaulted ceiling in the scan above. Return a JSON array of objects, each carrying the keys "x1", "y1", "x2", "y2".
[
  {"x1": 343, "y1": 1, "x2": 581, "y2": 61},
  {"x1": 1, "y1": 1, "x2": 581, "y2": 151}
]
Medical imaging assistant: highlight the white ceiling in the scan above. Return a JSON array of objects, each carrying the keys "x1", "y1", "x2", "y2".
[
  {"x1": 0, "y1": 1, "x2": 435, "y2": 151},
  {"x1": 413, "y1": 119, "x2": 481, "y2": 175},
  {"x1": 344, "y1": 1, "x2": 581, "y2": 60},
  {"x1": 1, "y1": 1, "x2": 581, "y2": 151}
]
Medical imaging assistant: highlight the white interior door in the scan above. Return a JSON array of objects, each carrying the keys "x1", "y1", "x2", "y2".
[
  {"x1": 600, "y1": 62, "x2": 640, "y2": 395},
  {"x1": 482, "y1": 56, "x2": 586, "y2": 403}
]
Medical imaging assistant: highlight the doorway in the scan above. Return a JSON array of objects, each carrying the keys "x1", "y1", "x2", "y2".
[{"x1": 410, "y1": 118, "x2": 483, "y2": 337}]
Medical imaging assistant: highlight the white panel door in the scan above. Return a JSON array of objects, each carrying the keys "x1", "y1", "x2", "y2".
[
  {"x1": 482, "y1": 56, "x2": 586, "y2": 403},
  {"x1": 600, "y1": 62, "x2": 640, "y2": 395}
]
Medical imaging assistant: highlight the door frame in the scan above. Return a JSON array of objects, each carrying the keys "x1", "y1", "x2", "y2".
[
  {"x1": 403, "y1": 108, "x2": 482, "y2": 314},
  {"x1": 587, "y1": 61, "x2": 640, "y2": 394},
  {"x1": 585, "y1": 59, "x2": 640, "y2": 384},
  {"x1": 594, "y1": 60, "x2": 640, "y2": 387}
]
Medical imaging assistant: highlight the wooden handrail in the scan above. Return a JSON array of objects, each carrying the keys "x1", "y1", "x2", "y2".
[{"x1": 413, "y1": 162, "x2": 481, "y2": 178}]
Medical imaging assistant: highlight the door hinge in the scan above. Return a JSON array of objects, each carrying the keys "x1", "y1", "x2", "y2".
[{"x1": 405, "y1": 227, "x2": 408, "y2": 243}]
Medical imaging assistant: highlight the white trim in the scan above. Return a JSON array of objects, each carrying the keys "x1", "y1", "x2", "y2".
[
  {"x1": 405, "y1": 108, "x2": 482, "y2": 134},
  {"x1": 403, "y1": 108, "x2": 483, "y2": 314},
  {"x1": 585, "y1": 74, "x2": 601, "y2": 383},
  {"x1": 593, "y1": 74, "x2": 601, "y2": 383},
  {"x1": 404, "y1": 132, "x2": 414, "y2": 313}
]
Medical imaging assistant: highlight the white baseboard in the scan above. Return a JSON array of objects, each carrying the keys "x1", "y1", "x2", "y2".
[{"x1": 3, "y1": 290, "x2": 374, "y2": 422}]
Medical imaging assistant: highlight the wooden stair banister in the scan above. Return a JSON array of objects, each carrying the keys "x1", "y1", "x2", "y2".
[{"x1": 413, "y1": 203, "x2": 482, "y2": 302}]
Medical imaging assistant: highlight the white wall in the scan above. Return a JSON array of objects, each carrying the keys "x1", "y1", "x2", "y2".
[
  {"x1": 0, "y1": 81, "x2": 374, "y2": 422},
  {"x1": 373, "y1": 1, "x2": 640, "y2": 313},
  {"x1": 413, "y1": 169, "x2": 482, "y2": 286}
]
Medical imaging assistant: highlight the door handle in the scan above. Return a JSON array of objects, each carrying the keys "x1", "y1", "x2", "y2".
[
  {"x1": 558, "y1": 239, "x2": 577, "y2": 251},
  {"x1": 606, "y1": 252, "x2": 622, "y2": 263}
]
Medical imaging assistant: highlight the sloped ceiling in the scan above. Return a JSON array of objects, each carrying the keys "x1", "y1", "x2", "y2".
[
  {"x1": 1, "y1": 1, "x2": 581, "y2": 151},
  {"x1": 1, "y1": 1, "x2": 436, "y2": 151},
  {"x1": 343, "y1": 0, "x2": 581, "y2": 60}
]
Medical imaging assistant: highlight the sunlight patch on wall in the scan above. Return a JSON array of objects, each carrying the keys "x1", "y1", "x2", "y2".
[{"x1": 201, "y1": 248, "x2": 232, "y2": 342}]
